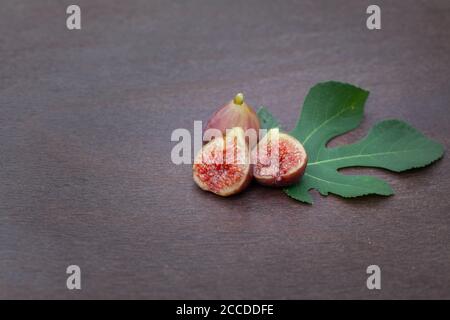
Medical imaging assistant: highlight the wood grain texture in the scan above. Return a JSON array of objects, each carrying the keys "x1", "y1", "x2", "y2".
[{"x1": 1, "y1": 0, "x2": 449, "y2": 299}]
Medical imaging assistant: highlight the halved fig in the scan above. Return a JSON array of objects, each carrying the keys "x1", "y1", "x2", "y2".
[
  {"x1": 193, "y1": 127, "x2": 252, "y2": 196},
  {"x1": 251, "y1": 128, "x2": 307, "y2": 187}
]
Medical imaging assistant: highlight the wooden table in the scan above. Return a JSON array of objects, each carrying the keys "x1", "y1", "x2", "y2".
[{"x1": 1, "y1": 0, "x2": 449, "y2": 299}]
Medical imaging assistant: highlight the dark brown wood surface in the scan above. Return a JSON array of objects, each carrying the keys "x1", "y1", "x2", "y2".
[{"x1": 1, "y1": 0, "x2": 449, "y2": 299}]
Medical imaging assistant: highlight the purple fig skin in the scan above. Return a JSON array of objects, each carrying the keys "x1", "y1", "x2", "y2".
[
  {"x1": 204, "y1": 93, "x2": 261, "y2": 148},
  {"x1": 252, "y1": 130, "x2": 308, "y2": 187}
]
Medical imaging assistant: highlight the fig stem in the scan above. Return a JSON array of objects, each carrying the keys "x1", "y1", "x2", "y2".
[{"x1": 234, "y1": 93, "x2": 244, "y2": 105}]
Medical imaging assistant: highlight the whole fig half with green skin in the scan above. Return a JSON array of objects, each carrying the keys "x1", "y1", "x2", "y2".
[
  {"x1": 252, "y1": 128, "x2": 308, "y2": 187},
  {"x1": 204, "y1": 93, "x2": 261, "y2": 147}
]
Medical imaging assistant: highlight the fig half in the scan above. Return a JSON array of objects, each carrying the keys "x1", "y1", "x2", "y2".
[
  {"x1": 252, "y1": 128, "x2": 307, "y2": 187},
  {"x1": 193, "y1": 127, "x2": 252, "y2": 197},
  {"x1": 204, "y1": 93, "x2": 260, "y2": 147}
]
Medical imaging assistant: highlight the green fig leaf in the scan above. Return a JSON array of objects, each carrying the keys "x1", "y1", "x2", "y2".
[
  {"x1": 257, "y1": 81, "x2": 444, "y2": 204},
  {"x1": 258, "y1": 106, "x2": 281, "y2": 131}
]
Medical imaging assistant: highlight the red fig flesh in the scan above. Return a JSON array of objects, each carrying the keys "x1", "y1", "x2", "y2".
[
  {"x1": 193, "y1": 127, "x2": 252, "y2": 196},
  {"x1": 252, "y1": 129, "x2": 307, "y2": 187},
  {"x1": 204, "y1": 93, "x2": 260, "y2": 147}
]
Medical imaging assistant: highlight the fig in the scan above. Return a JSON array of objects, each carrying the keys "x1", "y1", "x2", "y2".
[
  {"x1": 193, "y1": 127, "x2": 252, "y2": 197},
  {"x1": 204, "y1": 93, "x2": 260, "y2": 147},
  {"x1": 252, "y1": 128, "x2": 307, "y2": 187}
]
